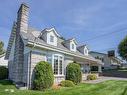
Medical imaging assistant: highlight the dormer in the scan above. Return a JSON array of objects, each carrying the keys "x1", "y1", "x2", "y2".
[
  {"x1": 63, "y1": 38, "x2": 77, "y2": 52},
  {"x1": 77, "y1": 45, "x2": 89, "y2": 56},
  {"x1": 40, "y1": 28, "x2": 60, "y2": 46}
]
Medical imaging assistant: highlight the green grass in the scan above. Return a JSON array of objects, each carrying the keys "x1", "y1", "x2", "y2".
[{"x1": 0, "y1": 80, "x2": 127, "y2": 95}]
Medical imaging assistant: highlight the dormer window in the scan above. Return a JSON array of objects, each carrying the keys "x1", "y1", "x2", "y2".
[
  {"x1": 72, "y1": 43, "x2": 75, "y2": 50},
  {"x1": 85, "y1": 49, "x2": 88, "y2": 54},
  {"x1": 50, "y1": 35, "x2": 54, "y2": 42},
  {"x1": 63, "y1": 38, "x2": 77, "y2": 52},
  {"x1": 77, "y1": 45, "x2": 89, "y2": 56},
  {"x1": 40, "y1": 28, "x2": 61, "y2": 46}
]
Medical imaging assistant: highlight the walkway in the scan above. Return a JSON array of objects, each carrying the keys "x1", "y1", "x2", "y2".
[{"x1": 84, "y1": 76, "x2": 127, "y2": 84}]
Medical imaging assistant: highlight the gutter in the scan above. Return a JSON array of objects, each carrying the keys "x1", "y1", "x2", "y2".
[{"x1": 27, "y1": 38, "x2": 37, "y2": 89}]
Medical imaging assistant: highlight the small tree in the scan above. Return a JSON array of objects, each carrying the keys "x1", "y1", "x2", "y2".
[
  {"x1": 66, "y1": 62, "x2": 82, "y2": 84},
  {"x1": 118, "y1": 36, "x2": 127, "y2": 60},
  {"x1": 33, "y1": 61, "x2": 54, "y2": 90}
]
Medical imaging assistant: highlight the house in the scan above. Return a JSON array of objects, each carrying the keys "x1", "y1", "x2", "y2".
[
  {"x1": 0, "y1": 54, "x2": 8, "y2": 67},
  {"x1": 5, "y1": 3, "x2": 102, "y2": 89},
  {"x1": 90, "y1": 51, "x2": 122, "y2": 70}
]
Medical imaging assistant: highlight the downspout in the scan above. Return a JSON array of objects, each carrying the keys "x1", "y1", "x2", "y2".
[{"x1": 27, "y1": 37, "x2": 37, "y2": 89}]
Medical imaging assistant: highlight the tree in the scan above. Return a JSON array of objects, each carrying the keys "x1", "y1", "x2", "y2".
[
  {"x1": 118, "y1": 36, "x2": 127, "y2": 60},
  {"x1": 0, "y1": 41, "x2": 5, "y2": 55}
]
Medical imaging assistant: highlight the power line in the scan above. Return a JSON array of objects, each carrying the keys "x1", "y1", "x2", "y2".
[
  {"x1": 93, "y1": 47, "x2": 117, "y2": 52},
  {"x1": 84, "y1": 27, "x2": 127, "y2": 42}
]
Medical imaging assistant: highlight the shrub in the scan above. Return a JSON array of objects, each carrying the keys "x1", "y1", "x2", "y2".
[
  {"x1": 87, "y1": 74, "x2": 97, "y2": 80},
  {"x1": 60, "y1": 80, "x2": 75, "y2": 87},
  {"x1": 66, "y1": 63, "x2": 82, "y2": 84},
  {"x1": 0, "y1": 66, "x2": 8, "y2": 80},
  {"x1": 33, "y1": 61, "x2": 54, "y2": 90}
]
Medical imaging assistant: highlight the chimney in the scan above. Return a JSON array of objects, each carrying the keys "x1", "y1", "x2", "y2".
[{"x1": 17, "y1": 3, "x2": 29, "y2": 33}]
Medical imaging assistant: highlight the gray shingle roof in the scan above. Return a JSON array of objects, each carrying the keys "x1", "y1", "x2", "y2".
[{"x1": 21, "y1": 27, "x2": 99, "y2": 62}]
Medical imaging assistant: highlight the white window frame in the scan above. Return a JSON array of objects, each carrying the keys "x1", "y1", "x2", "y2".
[
  {"x1": 71, "y1": 43, "x2": 75, "y2": 50},
  {"x1": 50, "y1": 35, "x2": 54, "y2": 42},
  {"x1": 52, "y1": 54, "x2": 64, "y2": 76}
]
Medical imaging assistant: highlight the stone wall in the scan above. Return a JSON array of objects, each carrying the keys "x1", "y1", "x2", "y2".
[
  {"x1": 22, "y1": 53, "x2": 29, "y2": 83},
  {"x1": 8, "y1": 60, "x2": 14, "y2": 80}
]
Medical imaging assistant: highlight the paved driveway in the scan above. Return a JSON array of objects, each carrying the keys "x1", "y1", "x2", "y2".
[{"x1": 84, "y1": 76, "x2": 127, "y2": 84}]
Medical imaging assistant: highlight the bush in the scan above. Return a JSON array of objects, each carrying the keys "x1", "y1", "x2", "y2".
[
  {"x1": 87, "y1": 74, "x2": 97, "y2": 80},
  {"x1": 33, "y1": 61, "x2": 54, "y2": 90},
  {"x1": 60, "y1": 80, "x2": 75, "y2": 87},
  {"x1": 0, "y1": 66, "x2": 8, "y2": 80},
  {"x1": 66, "y1": 63, "x2": 82, "y2": 84}
]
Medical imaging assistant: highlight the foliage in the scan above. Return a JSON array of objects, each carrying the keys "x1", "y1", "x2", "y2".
[
  {"x1": 118, "y1": 36, "x2": 127, "y2": 60},
  {"x1": 60, "y1": 80, "x2": 75, "y2": 87},
  {"x1": 0, "y1": 66, "x2": 8, "y2": 80},
  {"x1": 87, "y1": 74, "x2": 97, "y2": 80},
  {"x1": 33, "y1": 61, "x2": 54, "y2": 90},
  {"x1": 66, "y1": 63, "x2": 82, "y2": 84},
  {"x1": 0, "y1": 41, "x2": 5, "y2": 55}
]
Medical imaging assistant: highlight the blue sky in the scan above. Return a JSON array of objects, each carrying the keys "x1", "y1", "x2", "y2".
[{"x1": 0, "y1": 0, "x2": 127, "y2": 55}]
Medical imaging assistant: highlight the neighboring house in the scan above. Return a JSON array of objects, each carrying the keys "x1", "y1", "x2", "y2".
[
  {"x1": 0, "y1": 54, "x2": 8, "y2": 67},
  {"x1": 5, "y1": 3, "x2": 102, "y2": 89},
  {"x1": 90, "y1": 51, "x2": 122, "y2": 70}
]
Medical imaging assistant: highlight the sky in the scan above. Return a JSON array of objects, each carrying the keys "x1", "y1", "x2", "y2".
[{"x1": 0, "y1": 0, "x2": 127, "y2": 56}]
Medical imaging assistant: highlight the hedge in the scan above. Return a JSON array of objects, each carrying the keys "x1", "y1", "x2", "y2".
[
  {"x1": 87, "y1": 74, "x2": 97, "y2": 80},
  {"x1": 33, "y1": 61, "x2": 54, "y2": 90},
  {"x1": 66, "y1": 63, "x2": 82, "y2": 84},
  {"x1": 0, "y1": 66, "x2": 8, "y2": 80},
  {"x1": 60, "y1": 80, "x2": 75, "y2": 87}
]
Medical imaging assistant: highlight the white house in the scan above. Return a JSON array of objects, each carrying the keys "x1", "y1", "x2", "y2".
[
  {"x1": 0, "y1": 54, "x2": 8, "y2": 67},
  {"x1": 5, "y1": 3, "x2": 103, "y2": 89},
  {"x1": 90, "y1": 51, "x2": 122, "y2": 70}
]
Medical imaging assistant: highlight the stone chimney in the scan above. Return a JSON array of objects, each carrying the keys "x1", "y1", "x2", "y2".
[
  {"x1": 17, "y1": 3, "x2": 29, "y2": 33},
  {"x1": 13, "y1": 3, "x2": 29, "y2": 83}
]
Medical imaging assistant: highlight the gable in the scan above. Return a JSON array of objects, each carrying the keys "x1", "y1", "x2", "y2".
[{"x1": 41, "y1": 28, "x2": 61, "y2": 38}]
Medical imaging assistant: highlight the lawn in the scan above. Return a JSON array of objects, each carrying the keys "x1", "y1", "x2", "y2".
[{"x1": 0, "y1": 80, "x2": 127, "y2": 95}]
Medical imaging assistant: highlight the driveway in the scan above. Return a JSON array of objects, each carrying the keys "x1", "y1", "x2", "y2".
[{"x1": 84, "y1": 76, "x2": 127, "y2": 84}]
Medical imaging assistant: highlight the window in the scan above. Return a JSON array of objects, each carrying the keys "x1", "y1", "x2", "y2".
[
  {"x1": 85, "y1": 49, "x2": 88, "y2": 54},
  {"x1": 72, "y1": 43, "x2": 75, "y2": 49},
  {"x1": 54, "y1": 56, "x2": 58, "y2": 74},
  {"x1": 50, "y1": 35, "x2": 54, "y2": 42},
  {"x1": 53, "y1": 55, "x2": 63, "y2": 75}
]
